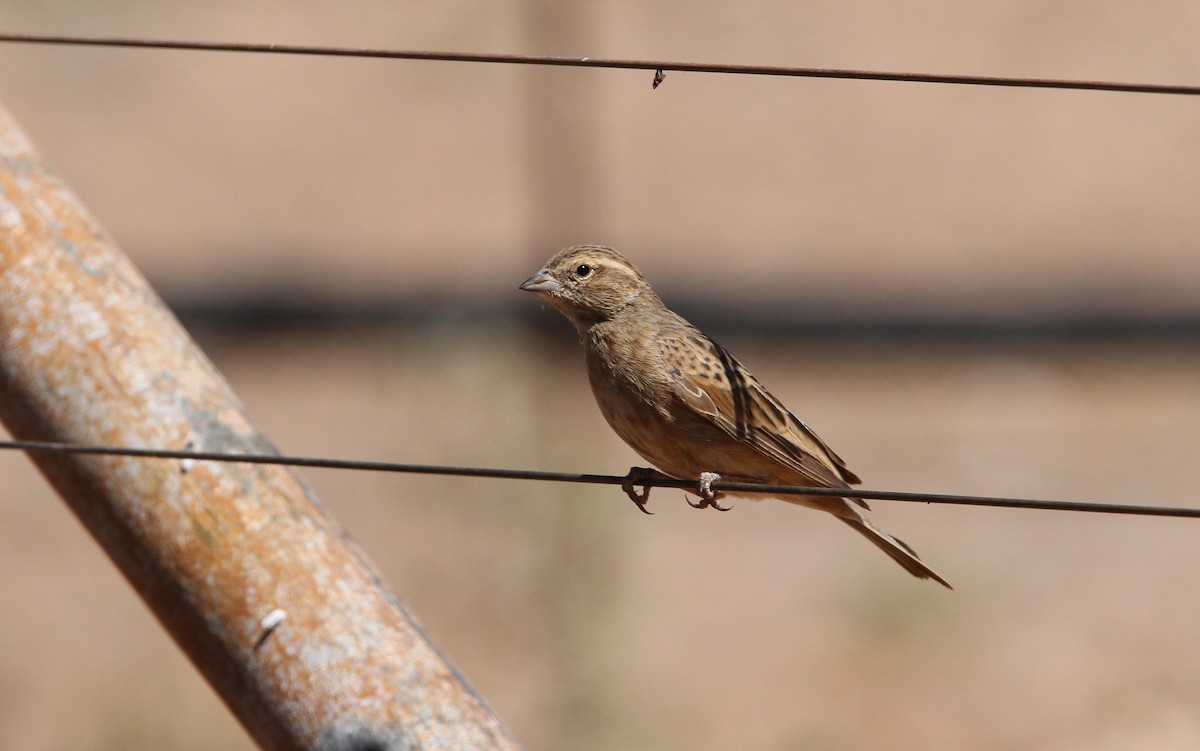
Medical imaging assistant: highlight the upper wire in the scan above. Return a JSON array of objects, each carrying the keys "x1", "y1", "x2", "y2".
[
  {"x1": 2, "y1": 438, "x2": 1197, "y2": 518},
  {"x1": 1, "y1": 32, "x2": 1198, "y2": 96}
]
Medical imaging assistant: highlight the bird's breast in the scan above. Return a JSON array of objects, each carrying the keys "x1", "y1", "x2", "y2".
[
  {"x1": 581, "y1": 328, "x2": 744, "y2": 479},
  {"x1": 583, "y1": 328, "x2": 681, "y2": 462}
]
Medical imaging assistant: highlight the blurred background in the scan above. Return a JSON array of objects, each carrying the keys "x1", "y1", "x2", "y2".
[{"x1": 1, "y1": 2, "x2": 1199, "y2": 749}]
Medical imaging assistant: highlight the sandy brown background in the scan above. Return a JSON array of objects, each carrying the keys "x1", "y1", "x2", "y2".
[{"x1": 1, "y1": 2, "x2": 1199, "y2": 749}]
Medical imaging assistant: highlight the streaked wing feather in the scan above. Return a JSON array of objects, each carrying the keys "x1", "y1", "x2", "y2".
[{"x1": 660, "y1": 329, "x2": 860, "y2": 490}]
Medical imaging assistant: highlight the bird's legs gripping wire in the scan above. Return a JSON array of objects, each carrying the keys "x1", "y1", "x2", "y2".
[
  {"x1": 622, "y1": 467, "x2": 735, "y2": 513},
  {"x1": 687, "y1": 471, "x2": 732, "y2": 511},
  {"x1": 621, "y1": 466, "x2": 675, "y2": 515}
]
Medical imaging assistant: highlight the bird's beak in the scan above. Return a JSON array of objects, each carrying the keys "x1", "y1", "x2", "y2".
[{"x1": 519, "y1": 270, "x2": 561, "y2": 294}]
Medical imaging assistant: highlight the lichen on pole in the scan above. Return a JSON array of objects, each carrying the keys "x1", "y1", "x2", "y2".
[{"x1": 0, "y1": 101, "x2": 521, "y2": 751}]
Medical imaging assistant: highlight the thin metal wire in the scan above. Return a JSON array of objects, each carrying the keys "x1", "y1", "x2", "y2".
[
  {"x1": 1, "y1": 32, "x2": 1198, "y2": 96},
  {"x1": 2, "y1": 438, "x2": 1197, "y2": 518}
]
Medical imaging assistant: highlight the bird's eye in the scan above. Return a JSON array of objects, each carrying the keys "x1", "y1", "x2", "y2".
[{"x1": 574, "y1": 264, "x2": 593, "y2": 278}]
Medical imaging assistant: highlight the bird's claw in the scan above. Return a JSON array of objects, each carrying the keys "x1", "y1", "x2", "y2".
[
  {"x1": 622, "y1": 467, "x2": 732, "y2": 513},
  {"x1": 687, "y1": 471, "x2": 732, "y2": 511},
  {"x1": 686, "y1": 495, "x2": 732, "y2": 511},
  {"x1": 621, "y1": 466, "x2": 660, "y2": 515}
]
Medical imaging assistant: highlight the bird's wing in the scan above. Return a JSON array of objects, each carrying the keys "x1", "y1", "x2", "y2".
[{"x1": 658, "y1": 326, "x2": 861, "y2": 491}]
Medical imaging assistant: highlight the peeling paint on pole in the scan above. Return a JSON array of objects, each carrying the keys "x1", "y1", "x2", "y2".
[{"x1": 0, "y1": 102, "x2": 522, "y2": 751}]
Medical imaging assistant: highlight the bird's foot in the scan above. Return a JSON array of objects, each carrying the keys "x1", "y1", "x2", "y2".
[
  {"x1": 686, "y1": 471, "x2": 732, "y2": 511},
  {"x1": 621, "y1": 466, "x2": 670, "y2": 515}
]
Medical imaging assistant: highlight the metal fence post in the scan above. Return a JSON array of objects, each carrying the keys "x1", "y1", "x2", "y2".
[{"x1": 0, "y1": 100, "x2": 521, "y2": 751}]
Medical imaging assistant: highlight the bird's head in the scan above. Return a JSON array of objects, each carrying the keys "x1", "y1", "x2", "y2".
[{"x1": 520, "y1": 245, "x2": 658, "y2": 328}]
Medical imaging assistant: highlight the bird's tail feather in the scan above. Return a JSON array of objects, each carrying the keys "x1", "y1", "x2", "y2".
[{"x1": 839, "y1": 515, "x2": 952, "y2": 589}]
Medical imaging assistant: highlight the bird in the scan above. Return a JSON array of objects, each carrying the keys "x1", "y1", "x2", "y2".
[{"x1": 520, "y1": 245, "x2": 951, "y2": 588}]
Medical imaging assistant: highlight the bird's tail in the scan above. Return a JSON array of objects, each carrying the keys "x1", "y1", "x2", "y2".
[{"x1": 839, "y1": 514, "x2": 952, "y2": 589}]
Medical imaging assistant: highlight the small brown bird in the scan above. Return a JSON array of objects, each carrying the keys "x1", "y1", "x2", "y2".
[{"x1": 521, "y1": 245, "x2": 950, "y2": 588}]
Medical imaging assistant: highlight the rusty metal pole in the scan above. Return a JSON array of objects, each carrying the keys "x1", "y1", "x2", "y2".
[{"x1": 0, "y1": 101, "x2": 522, "y2": 750}]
